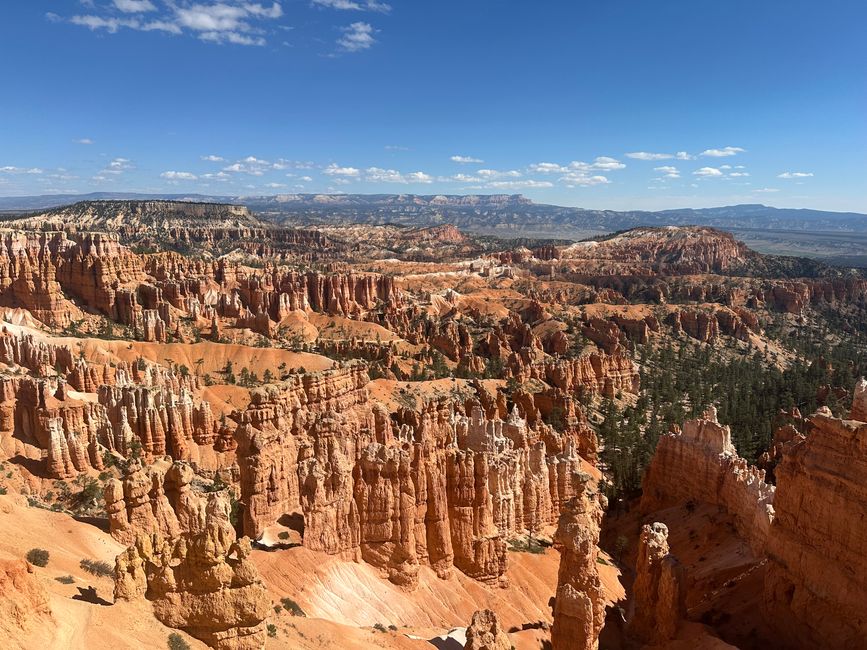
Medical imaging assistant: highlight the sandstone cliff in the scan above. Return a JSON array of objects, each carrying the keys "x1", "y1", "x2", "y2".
[
  {"x1": 640, "y1": 407, "x2": 775, "y2": 555},
  {"x1": 763, "y1": 399, "x2": 867, "y2": 648}
]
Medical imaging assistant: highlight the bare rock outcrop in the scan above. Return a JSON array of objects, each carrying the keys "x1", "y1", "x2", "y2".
[
  {"x1": 629, "y1": 522, "x2": 686, "y2": 644},
  {"x1": 763, "y1": 399, "x2": 867, "y2": 648},
  {"x1": 464, "y1": 609, "x2": 512, "y2": 650},
  {"x1": 551, "y1": 481, "x2": 606, "y2": 650},
  {"x1": 114, "y1": 517, "x2": 268, "y2": 650},
  {"x1": 105, "y1": 459, "x2": 232, "y2": 545},
  {"x1": 0, "y1": 557, "x2": 52, "y2": 639},
  {"x1": 640, "y1": 407, "x2": 775, "y2": 554},
  {"x1": 851, "y1": 376, "x2": 867, "y2": 421}
]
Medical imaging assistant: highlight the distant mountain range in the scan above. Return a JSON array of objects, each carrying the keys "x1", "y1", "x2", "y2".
[{"x1": 1, "y1": 191, "x2": 866, "y2": 234}]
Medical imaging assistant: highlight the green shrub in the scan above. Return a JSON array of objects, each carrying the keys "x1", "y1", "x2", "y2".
[
  {"x1": 277, "y1": 531, "x2": 289, "y2": 540},
  {"x1": 373, "y1": 622, "x2": 388, "y2": 633},
  {"x1": 281, "y1": 597, "x2": 305, "y2": 616},
  {"x1": 55, "y1": 575, "x2": 75, "y2": 584},
  {"x1": 26, "y1": 548, "x2": 49, "y2": 567},
  {"x1": 80, "y1": 558, "x2": 113, "y2": 578},
  {"x1": 167, "y1": 633, "x2": 190, "y2": 650},
  {"x1": 267, "y1": 623, "x2": 277, "y2": 638}
]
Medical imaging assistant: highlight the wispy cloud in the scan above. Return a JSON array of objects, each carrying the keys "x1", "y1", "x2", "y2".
[
  {"x1": 693, "y1": 166, "x2": 724, "y2": 177},
  {"x1": 451, "y1": 155, "x2": 484, "y2": 164},
  {"x1": 161, "y1": 170, "x2": 198, "y2": 180},
  {"x1": 201, "y1": 154, "x2": 225, "y2": 162},
  {"x1": 337, "y1": 21, "x2": 374, "y2": 51},
  {"x1": 312, "y1": 0, "x2": 391, "y2": 12},
  {"x1": 54, "y1": 1, "x2": 285, "y2": 46},
  {"x1": 73, "y1": 137, "x2": 94, "y2": 145},
  {"x1": 113, "y1": 0, "x2": 156, "y2": 13},
  {"x1": 365, "y1": 167, "x2": 433, "y2": 183},
  {"x1": 626, "y1": 151, "x2": 673, "y2": 161},
  {"x1": 755, "y1": 187, "x2": 780, "y2": 193},
  {"x1": 778, "y1": 171, "x2": 813, "y2": 179},
  {"x1": 0, "y1": 166, "x2": 44, "y2": 175},
  {"x1": 324, "y1": 163, "x2": 361, "y2": 177},
  {"x1": 700, "y1": 146, "x2": 745, "y2": 157},
  {"x1": 530, "y1": 157, "x2": 625, "y2": 174},
  {"x1": 654, "y1": 165, "x2": 680, "y2": 179},
  {"x1": 485, "y1": 180, "x2": 553, "y2": 190}
]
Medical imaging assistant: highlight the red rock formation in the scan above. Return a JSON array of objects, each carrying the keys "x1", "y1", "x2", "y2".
[
  {"x1": 763, "y1": 401, "x2": 867, "y2": 648},
  {"x1": 851, "y1": 376, "x2": 867, "y2": 421},
  {"x1": 523, "y1": 351, "x2": 640, "y2": 399},
  {"x1": 551, "y1": 481, "x2": 606, "y2": 650},
  {"x1": 105, "y1": 459, "x2": 232, "y2": 545},
  {"x1": 235, "y1": 370, "x2": 593, "y2": 588},
  {"x1": 464, "y1": 609, "x2": 512, "y2": 650},
  {"x1": 640, "y1": 407, "x2": 775, "y2": 555},
  {"x1": 114, "y1": 521, "x2": 269, "y2": 650},
  {"x1": 0, "y1": 557, "x2": 52, "y2": 639},
  {"x1": 629, "y1": 522, "x2": 686, "y2": 644}
]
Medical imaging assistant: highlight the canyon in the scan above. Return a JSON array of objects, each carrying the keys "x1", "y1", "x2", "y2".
[{"x1": 0, "y1": 200, "x2": 864, "y2": 650}]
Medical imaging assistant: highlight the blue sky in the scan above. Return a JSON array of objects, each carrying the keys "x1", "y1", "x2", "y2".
[{"x1": 1, "y1": 0, "x2": 865, "y2": 211}]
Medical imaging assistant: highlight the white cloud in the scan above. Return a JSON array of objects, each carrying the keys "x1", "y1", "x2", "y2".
[
  {"x1": 654, "y1": 165, "x2": 680, "y2": 179},
  {"x1": 559, "y1": 173, "x2": 610, "y2": 187},
  {"x1": 105, "y1": 157, "x2": 133, "y2": 174},
  {"x1": 755, "y1": 187, "x2": 780, "y2": 193},
  {"x1": 384, "y1": 145, "x2": 410, "y2": 151},
  {"x1": 675, "y1": 151, "x2": 692, "y2": 160},
  {"x1": 222, "y1": 155, "x2": 274, "y2": 175},
  {"x1": 693, "y1": 166, "x2": 723, "y2": 177},
  {"x1": 62, "y1": 2, "x2": 283, "y2": 45},
  {"x1": 365, "y1": 167, "x2": 433, "y2": 184},
  {"x1": 450, "y1": 155, "x2": 484, "y2": 164},
  {"x1": 338, "y1": 21, "x2": 374, "y2": 51},
  {"x1": 73, "y1": 138, "x2": 93, "y2": 145},
  {"x1": 626, "y1": 151, "x2": 673, "y2": 161},
  {"x1": 778, "y1": 171, "x2": 813, "y2": 179},
  {"x1": 477, "y1": 169, "x2": 522, "y2": 180},
  {"x1": 113, "y1": 0, "x2": 156, "y2": 13},
  {"x1": 160, "y1": 171, "x2": 198, "y2": 180},
  {"x1": 324, "y1": 163, "x2": 360, "y2": 177},
  {"x1": 529, "y1": 162, "x2": 566, "y2": 173},
  {"x1": 265, "y1": 182, "x2": 286, "y2": 188},
  {"x1": 729, "y1": 171, "x2": 750, "y2": 177},
  {"x1": 0, "y1": 166, "x2": 43, "y2": 175},
  {"x1": 312, "y1": 0, "x2": 391, "y2": 12},
  {"x1": 700, "y1": 146, "x2": 745, "y2": 157},
  {"x1": 202, "y1": 171, "x2": 232, "y2": 181},
  {"x1": 486, "y1": 180, "x2": 553, "y2": 189},
  {"x1": 449, "y1": 173, "x2": 481, "y2": 183},
  {"x1": 70, "y1": 14, "x2": 182, "y2": 34},
  {"x1": 201, "y1": 154, "x2": 225, "y2": 162},
  {"x1": 591, "y1": 156, "x2": 626, "y2": 171},
  {"x1": 530, "y1": 157, "x2": 624, "y2": 174},
  {"x1": 299, "y1": 175, "x2": 313, "y2": 182}
]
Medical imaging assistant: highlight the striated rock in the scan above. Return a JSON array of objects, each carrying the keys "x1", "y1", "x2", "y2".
[
  {"x1": 763, "y1": 397, "x2": 867, "y2": 648},
  {"x1": 235, "y1": 371, "x2": 592, "y2": 588},
  {"x1": 114, "y1": 517, "x2": 268, "y2": 650},
  {"x1": 629, "y1": 522, "x2": 685, "y2": 644},
  {"x1": 105, "y1": 459, "x2": 232, "y2": 545},
  {"x1": 640, "y1": 407, "x2": 775, "y2": 555},
  {"x1": 551, "y1": 480, "x2": 606, "y2": 650},
  {"x1": 464, "y1": 609, "x2": 512, "y2": 650}
]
